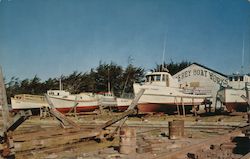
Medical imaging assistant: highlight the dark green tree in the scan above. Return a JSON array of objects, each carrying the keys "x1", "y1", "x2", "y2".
[
  {"x1": 152, "y1": 60, "x2": 191, "y2": 75},
  {"x1": 121, "y1": 64, "x2": 144, "y2": 96}
]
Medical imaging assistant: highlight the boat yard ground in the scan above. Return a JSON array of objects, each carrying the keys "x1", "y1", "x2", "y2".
[{"x1": 1, "y1": 112, "x2": 250, "y2": 159}]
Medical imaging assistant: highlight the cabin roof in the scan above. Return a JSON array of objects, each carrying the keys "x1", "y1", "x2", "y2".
[{"x1": 227, "y1": 74, "x2": 249, "y2": 77}]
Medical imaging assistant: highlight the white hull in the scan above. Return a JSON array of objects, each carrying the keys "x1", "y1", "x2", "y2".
[
  {"x1": 134, "y1": 84, "x2": 210, "y2": 105},
  {"x1": 11, "y1": 98, "x2": 48, "y2": 110},
  {"x1": 47, "y1": 92, "x2": 100, "y2": 113},
  {"x1": 133, "y1": 83, "x2": 211, "y2": 113},
  {"x1": 217, "y1": 88, "x2": 249, "y2": 112},
  {"x1": 11, "y1": 94, "x2": 48, "y2": 110},
  {"x1": 116, "y1": 98, "x2": 133, "y2": 111}
]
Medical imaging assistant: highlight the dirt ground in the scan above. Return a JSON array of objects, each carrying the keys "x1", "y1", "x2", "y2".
[{"x1": 0, "y1": 112, "x2": 249, "y2": 159}]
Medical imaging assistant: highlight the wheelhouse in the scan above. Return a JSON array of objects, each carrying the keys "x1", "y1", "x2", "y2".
[{"x1": 145, "y1": 72, "x2": 170, "y2": 87}]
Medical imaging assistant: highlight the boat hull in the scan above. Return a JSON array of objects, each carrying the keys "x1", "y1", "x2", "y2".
[
  {"x1": 48, "y1": 96, "x2": 99, "y2": 113},
  {"x1": 137, "y1": 103, "x2": 193, "y2": 113},
  {"x1": 11, "y1": 98, "x2": 48, "y2": 109},
  {"x1": 133, "y1": 84, "x2": 210, "y2": 113},
  {"x1": 11, "y1": 95, "x2": 49, "y2": 115},
  {"x1": 217, "y1": 88, "x2": 249, "y2": 112},
  {"x1": 116, "y1": 98, "x2": 132, "y2": 111},
  {"x1": 223, "y1": 102, "x2": 248, "y2": 112}
]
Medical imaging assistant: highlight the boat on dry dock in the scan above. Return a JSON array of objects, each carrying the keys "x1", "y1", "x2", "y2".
[
  {"x1": 116, "y1": 97, "x2": 133, "y2": 111},
  {"x1": 133, "y1": 71, "x2": 212, "y2": 113},
  {"x1": 217, "y1": 74, "x2": 250, "y2": 112},
  {"x1": 47, "y1": 90, "x2": 99, "y2": 113},
  {"x1": 96, "y1": 92, "x2": 117, "y2": 107},
  {"x1": 11, "y1": 94, "x2": 49, "y2": 114}
]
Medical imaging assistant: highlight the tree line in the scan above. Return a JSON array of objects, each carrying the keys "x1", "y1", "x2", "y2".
[{"x1": 5, "y1": 61, "x2": 191, "y2": 103}]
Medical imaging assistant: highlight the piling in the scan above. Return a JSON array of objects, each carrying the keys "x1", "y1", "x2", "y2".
[
  {"x1": 119, "y1": 127, "x2": 137, "y2": 154},
  {"x1": 248, "y1": 112, "x2": 250, "y2": 123},
  {"x1": 168, "y1": 120, "x2": 184, "y2": 140}
]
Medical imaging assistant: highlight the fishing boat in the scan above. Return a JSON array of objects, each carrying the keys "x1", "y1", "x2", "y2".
[
  {"x1": 47, "y1": 90, "x2": 100, "y2": 113},
  {"x1": 217, "y1": 74, "x2": 250, "y2": 112},
  {"x1": 133, "y1": 71, "x2": 212, "y2": 113},
  {"x1": 116, "y1": 97, "x2": 132, "y2": 111},
  {"x1": 96, "y1": 92, "x2": 117, "y2": 107},
  {"x1": 11, "y1": 94, "x2": 49, "y2": 114}
]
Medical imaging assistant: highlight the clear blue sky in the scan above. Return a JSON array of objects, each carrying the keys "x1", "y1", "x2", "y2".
[{"x1": 0, "y1": 0, "x2": 250, "y2": 81}]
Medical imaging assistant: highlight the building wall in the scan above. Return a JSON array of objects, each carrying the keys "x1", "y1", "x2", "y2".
[{"x1": 173, "y1": 63, "x2": 228, "y2": 108}]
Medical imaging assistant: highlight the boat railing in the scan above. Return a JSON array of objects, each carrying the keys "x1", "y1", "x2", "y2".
[{"x1": 14, "y1": 94, "x2": 46, "y2": 102}]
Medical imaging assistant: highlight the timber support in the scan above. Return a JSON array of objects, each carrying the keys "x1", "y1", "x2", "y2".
[{"x1": 0, "y1": 67, "x2": 32, "y2": 158}]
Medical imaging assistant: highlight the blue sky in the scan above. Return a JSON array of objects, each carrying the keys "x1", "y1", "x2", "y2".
[{"x1": 0, "y1": 0, "x2": 250, "y2": 81}]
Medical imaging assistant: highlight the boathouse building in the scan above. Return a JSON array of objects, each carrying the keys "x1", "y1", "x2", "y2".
[{"x1": 173, "y1": 63, "x2": 228, "y2": 108}]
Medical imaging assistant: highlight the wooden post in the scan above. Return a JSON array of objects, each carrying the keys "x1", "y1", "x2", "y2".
[
  {"x1": 192, "y1": 98, "x2": 197, "y2": 117},
  {"x1": 181, "y1": 97, "x2": 185, "y2": 117},
  {"x1": 175, "y1": 97, "x2": 180, "y2": 116},
  {"x1": 204, "y1": 98, "x2": 207, "y2": 113},
  {"x1": 0, "y1": 66, "x2": 10, "y2": 131},
  {"x1": 44, "y1": 94, "x2": 80, "y2": 129}
]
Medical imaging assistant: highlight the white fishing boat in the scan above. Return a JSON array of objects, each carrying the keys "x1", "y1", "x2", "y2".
[
  {"x1": 133, "y1": 71, "x2": 212, "y2": 113},
  {"x1": 217, "y1": 74, "x2": 250, "y2": 112},
  {"x1": 47, "y1": 90, "x2": 100, "y2": 113},
  {"x1": 96, "y1": 92, "x2": 117, "y2": 107},
  {"x1": 116, "y1": 98, "x2": 132, "y2": 111},
  {"x1": 11, "y1": 94, "x2": 49, "y2": 114}
]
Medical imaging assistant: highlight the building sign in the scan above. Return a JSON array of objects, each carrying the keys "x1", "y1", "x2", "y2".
[{"x1": 176, "y1": 69, "x2": 228, "y2": 87}]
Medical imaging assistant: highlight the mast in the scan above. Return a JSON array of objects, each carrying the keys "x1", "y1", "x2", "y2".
[
  {"x1": 161, "y1": 36, "x2": 166, "y2": 71},
  {"x1": 59, "y1": 77, "x2": 62, "y2": 90},
  {"x1": 108, "y1": 66, "x2": 111, "y2": 93},
  {"x1": 241, "y1": 38, "x2": 245, "y2": 74}
]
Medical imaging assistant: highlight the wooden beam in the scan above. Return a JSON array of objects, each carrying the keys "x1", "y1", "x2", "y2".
[
  {"x1": 0, "y1": 66, "x2": 10, "y2": 131},
  {"x1": 99, "y1": 89, "x2": 145, "y2": 130}
]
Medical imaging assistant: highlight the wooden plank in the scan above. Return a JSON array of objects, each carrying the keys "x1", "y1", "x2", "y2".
[
  {"x1": 44, "y1": 94, "x2": 80, "y2": 129},
  {"x1": 241, "y1": 152, "x2": 250, "y2": 159},
  {"x1": 14, "y1": 129, "x2": 99, "y2": 152},
  {"x1": 0, "y1": 66, "x2": 10, "y2": 131},
  {"x1": 99, "y1": 89, "x2": 145, "y2": 130}
]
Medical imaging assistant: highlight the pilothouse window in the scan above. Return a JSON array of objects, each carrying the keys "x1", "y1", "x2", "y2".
[
  {"x1": 229, "y1": 77, "x2": 233, "y2": 81},
  {"x1": 156, "y1": 75, "x2": 161, "y2": 81},
  {"x1": 240, "y1": 76, "x2": 243, "y2": 81},
  {"x1": 151, "y1": 76, "x2": 155, "y2": 81}
]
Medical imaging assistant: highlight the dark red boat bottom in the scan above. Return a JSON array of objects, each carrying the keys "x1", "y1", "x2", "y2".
[
  {"x1": 224, "y1": 102, "x2": 248, "y2": 112},
  {"x1": 137, "y1": 103, "x2": 193, "y2": 114}
]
